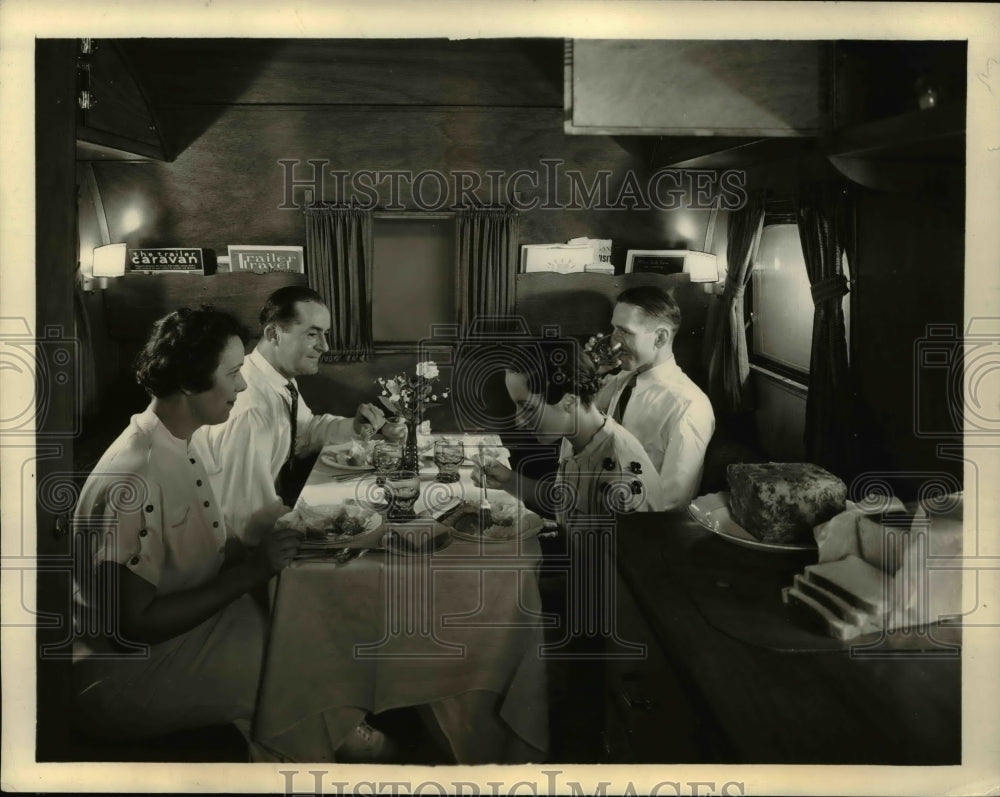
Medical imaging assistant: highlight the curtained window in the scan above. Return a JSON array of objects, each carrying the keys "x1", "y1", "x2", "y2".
[
  {"x1": 750, "y1": 224, "x2": 851, "y2": 380},
  {"x1": 303, "y1": 204, "x2": 374, "y2": 361},
  {"x1": 305, "y1": 205, "x2": 518, "y2": 353}
]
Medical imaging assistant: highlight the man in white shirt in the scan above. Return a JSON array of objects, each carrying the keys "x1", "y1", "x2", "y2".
[
  {"x1": 593, "y1": 286, "x2": 715, "y2": 510},
  {"x1": 195, "y1": 286, "x2": 386, "y2": 543}
]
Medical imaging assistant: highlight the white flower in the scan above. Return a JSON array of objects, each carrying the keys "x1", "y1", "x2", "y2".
[
  {"x1": 431, "y1": 394, "x2": 437, "y2": 401},
  {"x1": 415, "y1": 361, "x2": 439, "y2": 380}
]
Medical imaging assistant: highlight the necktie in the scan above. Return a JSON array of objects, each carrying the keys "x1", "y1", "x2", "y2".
[
  {"x1": 286, "y1": 381, "x2": 299, "y2": 472},
  {"x1": 613, "y1": 372, "x2": 638, "y2": 424}
]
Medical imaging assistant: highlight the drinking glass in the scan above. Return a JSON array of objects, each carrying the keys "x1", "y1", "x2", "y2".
[
  {"x1": 588, "y1": 332, "x2": 623, "y2": 368},
  {"x1": 433, "y1": 439, "x2": 464, "y2": 483},
  {"x1": 385, "y1": 470, "x2": 421, "y2": 521},
  {"x1": 372, "y1": 441, "x2": 403, "y2": 487}
]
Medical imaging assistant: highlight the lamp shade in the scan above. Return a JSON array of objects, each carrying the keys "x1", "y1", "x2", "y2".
[{"x1": 92, "y1": 243, "x2": 128, "y2": 278}]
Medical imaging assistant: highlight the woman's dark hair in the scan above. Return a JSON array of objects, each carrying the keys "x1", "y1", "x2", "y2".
[
  {"x1": 135, "y1": 307, "x2": 248, "y2": 398},
  {"x1": 259, "y1": 285, "x2": 325, "y2": 330},
  {"x1": 505, "y1": 339, "x2": 602, "y2": 408}
]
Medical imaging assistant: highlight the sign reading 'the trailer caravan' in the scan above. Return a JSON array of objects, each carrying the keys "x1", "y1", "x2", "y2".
[
  {"x1": 227, "y1": 245, "x2": 305, "y2": 274},
  {"x1": 128, "y1": 248, "x2": 205, "y2": 273}
]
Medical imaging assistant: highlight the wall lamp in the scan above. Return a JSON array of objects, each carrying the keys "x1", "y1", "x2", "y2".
[{"x1": 78, "y1": 243, "x2": 127, "y2": 291}]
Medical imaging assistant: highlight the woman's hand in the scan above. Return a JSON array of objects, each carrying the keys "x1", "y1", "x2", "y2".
[
  {"x1": 245, "y1": 500, "x2": 292, "y2": 542},
  {"x1": 253, "y1": 525, "x2": 302, "y2": 576},
  {"x1": 471, "y1": 458, "x2": 514, "y2": 491}
]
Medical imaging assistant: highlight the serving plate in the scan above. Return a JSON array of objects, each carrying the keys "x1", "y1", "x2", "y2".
[{"x1": 687, "y1": 491, "x2": 816, "y2": 553}]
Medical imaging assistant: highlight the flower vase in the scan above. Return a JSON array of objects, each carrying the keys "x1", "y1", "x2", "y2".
[{"x1": 401, "y1": 415, "x2": 420, "y2": 473}]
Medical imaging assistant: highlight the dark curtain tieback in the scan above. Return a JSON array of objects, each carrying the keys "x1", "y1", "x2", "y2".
[{"x1": 810, "y1": 274, "x2": 849, "y2": 305}]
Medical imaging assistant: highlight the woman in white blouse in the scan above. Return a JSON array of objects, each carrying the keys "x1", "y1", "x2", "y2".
[
  {"x1": 472, "y1": 340, "x2": 665, "y2": 524},
  {"x1": 72, "y1": 307, "x2": 300, "y2": 756}
]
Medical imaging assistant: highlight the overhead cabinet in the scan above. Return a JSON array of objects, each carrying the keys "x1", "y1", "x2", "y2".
[{"x1": 565, "y1": 39, "x2": 827, "y2": 136}]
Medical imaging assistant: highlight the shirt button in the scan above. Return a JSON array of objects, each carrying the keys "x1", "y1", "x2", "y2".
[
  {"x1": 129, "y1": 556, "x2": 140, "y2": 566},
  {"x1": 204, "y1": 501, "x2": 210, "y2": 508},
  {"x1": 145, "y1": 504, "x2": 154, "y2": 513},
  {"x1": 139, "y1": 529, "x2": 148, "y2": 537},
  {"x1": 196, "y1": 480, "x2": 203, "y2": 487},
  {"x1": 212, "y1": 521, "x2": 219, "y2": 528},
  {"x1": 190, "y1": 458, "x2": 196, "y2": 464}
]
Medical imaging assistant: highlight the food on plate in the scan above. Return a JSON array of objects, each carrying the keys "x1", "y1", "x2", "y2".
[
  {"x1": 386, "y1": 519, "x2": 450, "y2": 554},
  {"x1": 442, "y1": 501, "x2": 521, "y2": 540},
  {"x1": 325, "y1": 439, "x2": 373, "y2": 467},
  {"x1": 726, "y1": 462, "x2": 847, "y2": 544},
  {"x1": 279, "y1": 502, "x2": 380, "y2": 539}
]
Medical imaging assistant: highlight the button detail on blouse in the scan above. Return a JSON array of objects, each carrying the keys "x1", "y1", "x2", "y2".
[
  {"x1": 139, "y1": 529, "x2": 148, "y2": 537},
  {"x1": 129, "y1": 556, "x2": 140, "y2": 566},
  {"x1": 189, "y1": 458, "x2": 196, "y2": 464},
  {"x1": 196, "y1": 480, "x2": 203, "y2": 487},
  {"x1": 203, "y1": 500, "x2": 210, "y2": 508},
  {"x1": 145, "y1": 504, "x2": 154, "y2": 513},
  {"x1": 212, "y1": 521, "x2": 219, "y2": 528}
]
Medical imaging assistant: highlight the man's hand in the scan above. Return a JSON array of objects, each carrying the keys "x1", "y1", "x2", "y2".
[{"x1": 353, "y1": 402, "x2": 387, "y2": 438}]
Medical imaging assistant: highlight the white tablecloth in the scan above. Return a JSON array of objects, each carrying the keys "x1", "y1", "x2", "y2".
[{"x1": 253, "y1": 436, "x2": 549, "y2": 763}]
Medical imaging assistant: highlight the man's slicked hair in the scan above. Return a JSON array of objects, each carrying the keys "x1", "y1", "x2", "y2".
[
  {"x1": 259, "y1": 285, "x2": 326, "y2": 330},
  {"x1": 615, "y1": 285, "x2": 681, "y2": 334}
]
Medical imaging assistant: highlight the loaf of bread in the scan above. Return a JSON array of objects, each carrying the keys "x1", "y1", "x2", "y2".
[{"x1": 726, "y1": 462, "x2": 847, "y2": 544}]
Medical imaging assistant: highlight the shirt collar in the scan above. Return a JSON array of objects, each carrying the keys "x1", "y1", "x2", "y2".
[
  {"x1": 633, "y1": 355, "x2": 680, "y2": 388},
  {"x1": 134, "y1": 403, "x2": 190, "y2": 454},
  {"x1": 559, "y1": 417, "x2": 614, "y2": 463},
  {"x1": 247, "y1": 348, "x2": 297, "y2": 397}
]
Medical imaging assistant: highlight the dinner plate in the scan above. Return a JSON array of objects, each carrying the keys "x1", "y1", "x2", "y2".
[
  {"x1": 320, "y1": 443, "x2": 375, "y2": 472},
  {"x1": 294, "y1": 504, "x2": 383, "y2": 548},
  {"x1": 447, "y1": 510, "x2": 545, "y2": 544},
  {"x1": 382, "y1": 526, "x2": 453, "y2": 558},
  {"x1": 687, "y1": 491, "x2": 817, "y2": 553}
]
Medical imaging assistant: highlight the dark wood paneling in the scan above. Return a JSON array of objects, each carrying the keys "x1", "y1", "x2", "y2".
[
  {"x1": 120, "y1": 39, "x2": 563, "y2": 108},
  {"x1": 35, "y1": 38, "x2": 80, "y2": 762},
  {"x1": 101, "y1": 272, "x2": 307, "y2": 342},
  {"x1": 92, "y1": 105, "x2": 703, "y2": 258}
]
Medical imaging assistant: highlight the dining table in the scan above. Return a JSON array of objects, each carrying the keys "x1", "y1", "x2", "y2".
[{"x1": 252, "y1": 434, "x2": 550, "y2": 764}]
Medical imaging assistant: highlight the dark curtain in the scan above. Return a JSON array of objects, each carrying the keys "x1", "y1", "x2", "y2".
[
  {"x1": 457, "y1": 207, "x2": 519, "y2": 333},
  {"x1": 705, "y1": 192, "x2": 766, "y2": 414},
  {"x1": 303, "y1": 205, "x2": 374, "y2": 361},
  {"x1": 796, "y1": 184, "x2": 854, "y2": 476}
]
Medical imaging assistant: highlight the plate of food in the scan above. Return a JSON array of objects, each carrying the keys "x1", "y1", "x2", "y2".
[
  {"x1": 281, "y1": 501, "x2": 383, "y2": 548},
  {"x1": 382, "y1": 519, "x2": 453, "y2": 557},
  {"x1": 320, "y1": 440, "x2": 375, "y2": 472},
  {"x1": 441, "y1": 498, "x2": 544, "y2": 543},
  {"x1": 687, "y1": 491, "x2": 816, "y2": 553}
]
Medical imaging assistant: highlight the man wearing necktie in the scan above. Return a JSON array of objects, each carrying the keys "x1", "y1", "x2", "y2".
[
  {"x1": 592, "y1": 286, "x2": 715, "y2": 510},
  {"x1": 195, "y1": 286, "x2": 387, "y2": 542}
]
